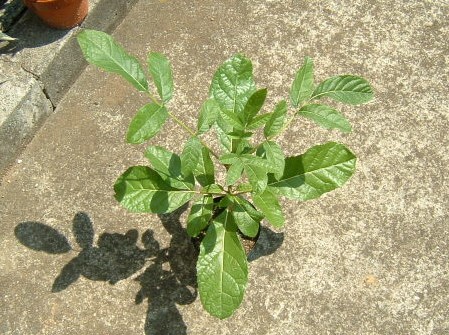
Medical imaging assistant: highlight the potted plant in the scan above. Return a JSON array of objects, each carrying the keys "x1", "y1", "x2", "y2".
[
  {"x1": 23, "y1": 0, "x2": 88, "y2": 29},
  {"x1": 77, "y1": 29, "x2": 373, "y2": 319}
]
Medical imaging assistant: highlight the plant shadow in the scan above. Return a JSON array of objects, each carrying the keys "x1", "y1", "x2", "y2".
[
  {"x1": 14, "y1": 207, "x2": 284, "y2": 334},
  {"x1": 15, "y1": 208, "x2": 196, "y2": 335}
]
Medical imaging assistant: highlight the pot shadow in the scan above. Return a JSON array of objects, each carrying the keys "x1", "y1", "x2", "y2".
[
  {"x1": 14, "y1": 208, "x2": 284, "y2": 335},
  {"x1": 0, "y1": 9, "x2": 70, "y2": 54}
]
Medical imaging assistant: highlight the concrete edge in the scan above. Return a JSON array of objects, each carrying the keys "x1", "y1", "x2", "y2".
[{"x1": 0, "y1": 0, "x2": 140, "y2": 178}]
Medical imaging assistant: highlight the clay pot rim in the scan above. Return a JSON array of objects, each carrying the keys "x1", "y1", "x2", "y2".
[
  {"x1": 25, "y1": 0, "x2": 83, "y2": 7},
  {"x1": 26, "y1": 0, "x2": 78, "y2": 3}
]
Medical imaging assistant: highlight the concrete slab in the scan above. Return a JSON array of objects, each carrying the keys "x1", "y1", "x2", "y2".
[{"x1": 1, "y1": 1, "x2": 448, "y2": 334}]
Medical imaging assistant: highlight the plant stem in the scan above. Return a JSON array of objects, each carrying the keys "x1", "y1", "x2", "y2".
[
  {"x1": 168, "y1": 109, "x2": 220, "y2": 160},
  {"x1": 167, "y1": 110, "x2": 196, "y2": 137},
  {"x1": 146, "y1": 91, "x2": 220, "y2": 159},
  {"x1": 274, "y1": 113, "x2": 297, "y2": 140},
  {"x1": 146, "y1": 91, "x2": 161, "y2": 105}
]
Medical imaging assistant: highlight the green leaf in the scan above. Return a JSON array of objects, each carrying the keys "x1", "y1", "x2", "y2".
[
  {"x1": 145, "y1": 145, "x2": 181, "y2": 176},
  {"x1": 202, "y1": 184, "x2": 224, "y2": 194},
  {"x1": 252, "y1": 189, "x2": 284, "y2": 228},
  {"x1": 219, "y1": 152, "x2": 240, "y2": 165},
  {"x1": 264, "y1": 100, "x2": 287, "y2": 138},
  {"x1": 312, "y1": 75, "x2": 373, "y2": 105},
  {"x1": 180, "y1": 136, "x2": 202, "y2": 175},
  {"x1": 197, "y1": 209, "x2": 248, "y2": 319},
  {"x1": 225, "y1": 159, "x2": 244, "y2": 186},
  {"x1": 290, "y1": 57, "x2": 314, "y2": 108},
  {"x1": 126, "y1": 103, "x2": 168, "y2": 144},
  {"x1": 298, "y1": 104, "x2": 352, "y2": 133},
  {"x1": 234, "y1": 138, "x2": 253, "y2": 155},
  {"x1": 235, "y1": 183, "x2": 252, "y2": 193},
  {"x1": 194, "y1": 147, "x2": 215, "y2": 187},
  {"x1": 221, "y1": 153, "x2": 270, "y2": 191},
  {"x1": 244, "y1": 163, "x2": 267, "y2": 194},
  {"x1": 77, "y1": 29, "x2": 148, "y2": 92},
  {"x1": 209, "y1": 54, "x2": 256, "y2": 117},
  {"x1": 242, "y1": 88, "x2": 267, "y2": 125},
  {"x1": 187, "y1": 196, "x2": 214, "y2": 237},
  {"x1": 216, "y1": 126, "x2": 232, "y2": 153},
  {"x1": 197, "y1": 99, "x2": 220, "y2": 135},
  {"x1": 114, "y1": 166, "x2": 195, "y2": 213},
  {"x1": 246, "y1": 113, "x2": 272, "y2": 131},
  {"x1": 220, "y1": 109, "x2": 245, "y2": 131},
  {"x1": 144, "y1": 146, "x2": 194, "y2": 190},
  {"x1": 268, "y1": 142, "x2": 356, "y2": 200},
  {"x1": 240, "y1": 154, "x2": 273, "y2": 170},
  {"x1": 257, "y1": 141, "x2": 285, "y2": 179},
  {"x1": 232, "y1": 196, "x2": 263, "y2": 238},
  {"x1": 148, "y1": 52, "x2": 173, "y2": 103}
]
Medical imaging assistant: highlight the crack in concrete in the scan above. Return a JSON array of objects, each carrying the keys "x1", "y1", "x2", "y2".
[{"x1": 20, "y1": 64, "x2": 56, "y2": 109}]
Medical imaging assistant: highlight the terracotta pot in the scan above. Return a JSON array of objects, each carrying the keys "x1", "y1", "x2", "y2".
[{"x1": 24, "y1": 0, "x2": 88, "y2": 29}]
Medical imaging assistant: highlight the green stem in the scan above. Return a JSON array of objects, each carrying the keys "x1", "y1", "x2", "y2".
[
  {"x1": 168, "y1": 111, "x2": 196, "y2": 137},
  {"x1": 168, "y1": 111, "x2": 220, "y2": 160},
  {"x1": 146, "y1": 91, "x2": 161, "y2": 105},
  {"x1": 273, "y1": 113, "x2": 297, "y2": 140},
  {"x1": 146, "y1": 91, "x2": 220, "y2": 159}
]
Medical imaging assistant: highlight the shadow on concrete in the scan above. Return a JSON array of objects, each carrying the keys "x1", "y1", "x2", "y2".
[
  {"x1": 14, "y1": 207, "x2": 284, "y2": 334},
  {"x1": 15, "y1": 210, "x2": 195, "y2": 334},
  {"x1": 248, "y1": 225, "x2": 284, "y2": 262},
  {"x1": 0, "y1": 12, "x2": 70, "y2": 54}
]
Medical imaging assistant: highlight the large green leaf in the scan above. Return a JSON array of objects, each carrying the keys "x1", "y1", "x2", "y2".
[
  {"x1": 144, "y1": 146, "x2": 194, "y2": 190},
  {"x1": 209, "y1": 54, "x2": 256, "y2": 116},
  {"x1": 180, "y1": 136, "x2": 202, "y2": 175},
  {"x1": 290, "y1": 57, "x2": 314, "y2": 108},
  {"x1": 186, "y1": 196, "x2": 214, "y2": 237},
  {"x1": 197, "y1": 209, "x2": 248, "y2": 319},
  {"x1": 148, "y1": 52, "x2": 173, "y2": 103},
  {"x1": 114, "y1": 166, "x2": 195, "y2": 213},
  {"x1": 298, "y1": 104, "x2": 352, "y2": 133},
  {"x1": 232, "y1": 196, "x2": 263, "y2": 238},
  {"x1": 252, "y1": 189, "x2": 284, "y2": 228},
  {"x1": 264, "y1": 100, "x2": 287, "y2": 138},
  {"x1": 197, "y1": 99, "x2": 220, "y2": 135},
  {"x1": 268, "y1": 142, "x2": 356, "y2": 200},
  {"x1": 194, "y1": 147, "x2": 215, "y2": 187},
  {"x1": 77, "y1": 29, "x2": 148, "y2": 92},
  {"x1": 126, "y1": 103, "x2": 168, "y2": 144},
  {"x1": 312, "y1": 75, "x2": 373, "y2": 105}
]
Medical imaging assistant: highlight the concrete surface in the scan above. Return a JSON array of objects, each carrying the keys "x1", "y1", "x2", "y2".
[
  {"x1": 1, "y1": 0, "x2": 449, "y2": 334},
  {"x1": 0, "y1": 0, "x2": 139, "y2": 175}
]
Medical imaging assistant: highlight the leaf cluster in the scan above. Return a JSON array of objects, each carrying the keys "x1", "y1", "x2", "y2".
[{"x1": 77, "y1": 29, "x2": 373, "y2": 319}]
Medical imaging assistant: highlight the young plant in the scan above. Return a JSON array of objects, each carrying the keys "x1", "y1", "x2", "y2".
[{"x1": 77, "y1": 29, "x2": 373, "y2": 319}]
